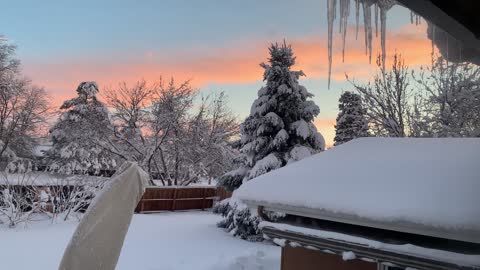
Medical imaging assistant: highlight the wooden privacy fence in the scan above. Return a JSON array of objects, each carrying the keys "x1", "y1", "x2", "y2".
[{"x1": 135, "y1": 186, "x2": 232, "y2": 213}]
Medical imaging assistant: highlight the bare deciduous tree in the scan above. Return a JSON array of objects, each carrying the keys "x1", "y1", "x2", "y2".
[
  {"x1": 102, "y1": 78, "x2": 239, "y2": 186},
  {"x1": 347, "y1": 53, "x2": 412, "y2": 137},
  {"x1": 413, "y1": 56, "x2": 480, "y2": 137},
  {"x1": 0, "y1": 39, "x2": 49, "y2": 171}
]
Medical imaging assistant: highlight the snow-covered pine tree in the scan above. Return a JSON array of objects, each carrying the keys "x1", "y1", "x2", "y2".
[
  {"x1": 47, "y1": 82, "x2": 117, "y2": 175},
  {"x1": 216, "y1": 42, "x2": 325, "y2": 241},
  {"x1": 333, "y1": 91, "x2": 368, "y2": 146}
]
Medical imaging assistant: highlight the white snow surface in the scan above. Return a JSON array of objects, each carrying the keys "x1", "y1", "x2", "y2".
[
  {"x1": 260, "y1": 221, "x2": 480, "y2": 267},
  {"x1": 0, "y1": 212, "x2": 280, "y2": 270},
  {"x1": 237, "y1": 138, "x2": 480, "y2": 232},
  {"x1": 342, "y1": 251, "x2": 356, "y2": 261}
]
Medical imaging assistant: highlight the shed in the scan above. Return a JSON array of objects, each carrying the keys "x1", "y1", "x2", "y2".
[{"x1": 236, "y1": 138, "x2": 480, "y2": 270}]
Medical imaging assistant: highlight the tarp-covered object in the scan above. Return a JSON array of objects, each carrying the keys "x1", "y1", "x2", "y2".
[{"x1": 58, "y1": 162, "x2": 149, "y2": 270}]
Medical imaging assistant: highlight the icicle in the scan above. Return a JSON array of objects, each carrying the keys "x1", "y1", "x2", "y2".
[
  {"x1": 333, "y1": 0, "x2": 337, "y2": 20},
  {"x1": 380, "y1": 7, "x2": 387, "y2": 69},
  {"x1": 431, "y1": 24, "x2": 435, "y2": 56},
  {"x1": 355, "y1": 0, "x2": 360, "y2": 40},
  {"x1": 362, "y1": 1, "x2": 373, "y2": 63},
  {"x1": 378, "y1": 0, "x2": 395, "y2": 70},
  {"x1": 410, "y1": 11, "x2": 422, "y2": 25},
  {"x1": 324, "y1": 0, "x2": 403, "y2": 88},
  {"x1": 339, "y1": 0, "x2": 343, "y2": 33},
  {"x1": 327, "y1": 0, "x2": 336, "y2": 89},
  {"x1": 340, "y1": 0, "x2": 350, "y2": 62},
  {"x1": 374, "y1": 3, "x2": 379, "y2": 37}
]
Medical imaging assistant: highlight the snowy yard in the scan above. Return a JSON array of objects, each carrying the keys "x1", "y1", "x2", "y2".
[{"x1": 0, "y1": 212, "x2": 280, "y2": 270}]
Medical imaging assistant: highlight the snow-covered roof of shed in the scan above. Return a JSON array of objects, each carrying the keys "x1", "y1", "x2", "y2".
[{"x1": 236, "y1": 137, "x2": 480, "y2": 243}]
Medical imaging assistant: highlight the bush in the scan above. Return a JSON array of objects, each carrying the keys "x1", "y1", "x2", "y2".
[
  {"x1": 0, "y1": 173, "x2": 106, "y2": 227},
  {"x1": 216, "y1": 198, "x2": 263, "y2": 242}
]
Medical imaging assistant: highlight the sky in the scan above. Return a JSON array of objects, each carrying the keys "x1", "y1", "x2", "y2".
[{"x1": 1, "y1": 0, "x2": 434, "y2": 146}]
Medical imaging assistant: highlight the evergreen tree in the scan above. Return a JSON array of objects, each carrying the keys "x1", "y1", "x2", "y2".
[
  {"x1": 47, "y1": 82, "x2": 117, "y2": 174},
  {"x1": 216, "y1": 42, "x2": 325, "y2": 241},
  {"x1": 334, "y1": 91, "x2": 368, "y2": 146}
]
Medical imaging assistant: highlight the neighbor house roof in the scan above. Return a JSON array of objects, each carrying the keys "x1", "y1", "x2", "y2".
[{"x1": 236, "y1": 138, "x2": 480, "y2": 244}]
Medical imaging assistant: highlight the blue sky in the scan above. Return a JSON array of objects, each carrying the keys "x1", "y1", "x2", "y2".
[{"x1": 1, "y1": 1, "x2": 431, "y2": 145}]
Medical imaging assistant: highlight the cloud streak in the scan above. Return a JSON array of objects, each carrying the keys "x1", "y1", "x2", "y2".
[{"x1": 23, "y1": 23, "x2": 431, "y2": 105}]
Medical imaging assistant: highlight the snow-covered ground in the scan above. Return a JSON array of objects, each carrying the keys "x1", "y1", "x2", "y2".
[{"x1": 0, "y1": 211, "x2": 280, "y2": 270}]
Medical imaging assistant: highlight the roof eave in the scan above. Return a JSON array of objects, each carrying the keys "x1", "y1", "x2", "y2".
[{"x1": 243, "y1": 199, "x2": 480, "y2": 244}]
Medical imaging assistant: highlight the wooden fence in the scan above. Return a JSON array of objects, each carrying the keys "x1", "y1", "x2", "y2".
[
  {"x1": 0, "y1": 183, "x2": 233, "y2": 213},
  {"x1": 135, "y1": 186, "x2": 232, "y2": 213}
]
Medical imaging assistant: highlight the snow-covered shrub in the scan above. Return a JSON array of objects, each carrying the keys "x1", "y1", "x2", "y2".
[
  {"x1": 216, "y1": 42, "x2": 325, "y2": 241},
  {"x1": 0, "y1": 174, "x2": 41, "y2": 227},
  {"x1": 48, "y1": 176, "x2": 107, "y2": 221},
  {"x1": 212, "y1": 198, "x2": 231, "y2": 215},
  {"x1": 5, "y1": 157, "x2": 35, "y2": 174},
  {"x1": 216, "y1": 198, "x2": 263, "y2": 242},
  {"x1": 0, "y1": 173, "x2": 106, "y2": 227},
  {"x1": 216, "y1": 168, "x2": 247, "y2": 192}
]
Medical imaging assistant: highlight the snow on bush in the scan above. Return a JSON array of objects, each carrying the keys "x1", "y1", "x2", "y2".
[
  {"x1": 216, "y1": 197, "x2": 263, "y2": 242},
  {"x1": 0, "y1": 173, "x2": 107, "y2": 227}
]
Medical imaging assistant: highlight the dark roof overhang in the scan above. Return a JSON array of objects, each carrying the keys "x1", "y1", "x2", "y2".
[
  {"x1": 246, "y1": 200, "x2": 480, "y2": 244},
  {"x1": 397, "y1": 0, "x2": 480, "y2": 65}
]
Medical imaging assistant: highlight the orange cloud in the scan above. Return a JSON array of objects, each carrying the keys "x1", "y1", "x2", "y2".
[
  {"x1": 314, "y1": 119, "x2": 336, "y2": 148},
  {"x1": 23, "y1": 22, "x2": 432, "y2": 108}
]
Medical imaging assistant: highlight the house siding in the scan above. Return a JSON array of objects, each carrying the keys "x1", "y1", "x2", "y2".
[{"x1": 281, "y1": 246, "x2": 376, "y2": 270}]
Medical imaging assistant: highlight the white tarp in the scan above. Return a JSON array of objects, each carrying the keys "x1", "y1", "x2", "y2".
[{"x1": 58, "y1": 162, "x2": 149, "y2": 270}]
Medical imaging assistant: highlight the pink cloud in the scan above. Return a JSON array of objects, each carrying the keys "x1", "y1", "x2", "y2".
[{"x1": 23, "y1": 22, "x2": 431, "y2": 109}]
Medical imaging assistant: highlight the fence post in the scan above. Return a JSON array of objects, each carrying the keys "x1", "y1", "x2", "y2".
[
  {"x1": 138, "y1": 188, "x2": 146, "y2": 213},
  {"x1": 172, "y1": 188, "x2": 177, "y2": 211},
  {"x1": 201, "y1": 188, "x2": 207, "y2": 211},
  {"x1": 139, "y1": 199, "x2": 144, "y2": 213}
]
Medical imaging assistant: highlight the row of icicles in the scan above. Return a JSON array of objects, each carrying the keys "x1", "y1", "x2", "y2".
[{"x1": 327, "y1": 0, "x2": 422, "y2": 88}]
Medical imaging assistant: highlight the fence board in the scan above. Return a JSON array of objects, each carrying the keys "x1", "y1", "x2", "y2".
[{"x1": 135, "y1": 186, "x2": 231, "y2": 213}]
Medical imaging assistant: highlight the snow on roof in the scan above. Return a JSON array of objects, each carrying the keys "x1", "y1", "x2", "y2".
[{"x1": 236, "y1": 138, "x2": 480, "y2": 243}]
